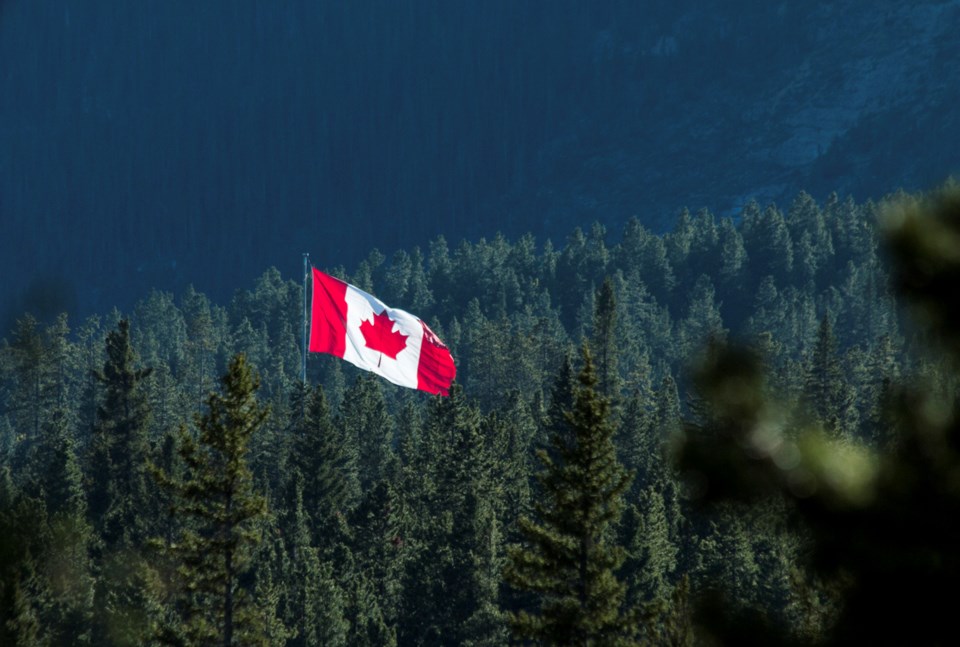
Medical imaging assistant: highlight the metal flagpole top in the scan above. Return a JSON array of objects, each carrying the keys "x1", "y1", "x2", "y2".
[{"x1": 302, "y1": 253, "x2": 310, "y2": 384}]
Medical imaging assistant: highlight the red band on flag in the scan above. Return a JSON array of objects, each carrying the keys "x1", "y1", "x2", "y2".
[
  {"x1": 309, "y1": 268, "x2": 348, "y2": 357},
  {"x1": 417, "y1": 320, "x2": 457, "y2": 396}
]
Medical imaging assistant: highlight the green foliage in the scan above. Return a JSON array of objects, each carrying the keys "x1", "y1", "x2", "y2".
[
  {"x1": 592, "y1": 277, "x2": 621, "y2": 404},
  {"x1": 505, "y1": 346, "x2": 637, "y2": 645},
  {"x1": 0, "y1": 189, "x2": 930, "y2": 644},
  {"x1": 289, "y1": 383, "x2": 359, "y2": 532},
  {"x1": 802, "y1": 316, "x2": 857, "y2": 437},
  {"x1": 153, "y1": 354, "x2": 282, "y2": 646},
  {"x1": 340, "y1": 375, "x2": 394, "y2": 492},
  {"x1": 89, "y1": 319, "x2": 154, "y2": 547},
  {"x1": 276, "y1": 475, "x2": 349, "y2": 646},
  {"x1": 0, "y1": 471, "x2": 95, "y2": 646},
  {"x1": 672, "y1": 185, "x2": 960, "y2": 645}
]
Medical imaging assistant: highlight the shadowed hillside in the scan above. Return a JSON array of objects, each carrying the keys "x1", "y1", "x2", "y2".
[{"x1": 2, "y1": 1, "x2": 958, "y2": 325}]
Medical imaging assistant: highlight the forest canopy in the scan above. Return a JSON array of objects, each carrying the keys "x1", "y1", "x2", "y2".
[{"x1": 0, "y1": 188, "x2": 950, "y2": 645}]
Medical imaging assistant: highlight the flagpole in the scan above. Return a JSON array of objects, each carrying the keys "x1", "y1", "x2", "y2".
[{"x1": 302, "y1": 252, "x2": 309, "y2": 384}]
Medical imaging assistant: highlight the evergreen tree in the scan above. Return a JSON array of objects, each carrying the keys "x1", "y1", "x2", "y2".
[
  {"x1": 74, "y1": 315, "x2": 106, "y2": 449},
  {"x1": 276, "y1": 473, "x2": 349, "y2": 647},
  {"x1": 340, "y1": 375, "x2": 394, "y2": 492},
  {"x1": 556, "y1": 226, "x2": 608, "y2": 330},
  {"x1": 89, "y1": 318, "x2": 154, "y2": 546},
  {"x1": 496, "y1": 392, "x2": 537, "y2": 532},
  {"x1": 619, "y1": 489, "x2": 677, "y2": 609},
  {"x1": 665, "y1": 209, "x2": 694, "y2": 275},
  {"x1": 745, "y1": 275, "x2": 781, "y2": 339},
  {"x1": 4, "y1": 574, "x2": 45, "y2": 647},
  {"x1": 287, "y1": 488, "x2": 349, "y2": 647},
  {"x1": 743, "y1": 203, "x2": 794, "y2": 286},
  {"x1": 5, "y1": 315, "x2": 55, "y2": 466},
  {"x1": 717, "y1": 217, "x2": 749, "y2": 327},
  {"x1": 592, "y1": 277, "x2": 621, "y2": 404},
  {"x1": 677, "y1": 275, "x2": 726, "y2": 359},
  {"x1": 344, "y1": 571, "x2": 396, "y2": 647},
  {"x1": 181, "y1": 286, "x2": 218, "y2": 415},
  {"x1": 0, "y1": 465, "x2": 98, "y2": 646},
  {"x1": 787, "y1": 191, "x2": 834, "y2": 288},
  {"x1": 504, "y1": 345, "x2": 637, "y2": 646},
  {"x1": 406, "y1": 246, "x2": 436, "y2": 314},
  {"x1": 248, "y1": 531, "x2": 293, "y2": 646},
  {"x1": 717, "y1": 217, "x2": 748, "y2": 287},
  {"x1": 616, "y1": 390, "x2": 650, "y2": 487},
  {"x1": 692, "y1": 510, "x2": 761, "y2": 611},
  {"x1": 33, "y1": 408, "x2": 96, "y2": 645},
  {"x1": 398, "y1": 384, "x2": 505, "y2": 645},
  {"x1": 154, "y1": 354, "x2": 282, "y2": 646},
  {"x1": 349, "y1": 479, "x2": 408, "y2": 635},
  {"x1": 541, "y1": 353, "x2": 577, "y2": 446},
  {"x1": 43, "y1": 320, "x2": 160, "y2": 647},
  {"x1": 289, "y1": 383, "x2": 359, "y2": 532},
  {"x1": 459, "y1": 491, "x2": 509, "y2": 647},
  {"x1": 803, "y1": 315, "x2": 855, "y2": 436},
  {"x1": 615, "y1": 217, "x2": 675, "y2": 304}
]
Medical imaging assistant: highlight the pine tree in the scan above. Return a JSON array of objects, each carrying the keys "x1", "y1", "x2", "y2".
[
  {"x1": 398, "y1": 384, "x2": 506, "y2": 645},
  {"x1": 616, "y1": 387, "x2": 655, "y2": 493},
  {"x1": 677, "y1": 275, "x2": 726, "y2": 360},
  {"x1": 504, "y1": 345, "x2": 637, "y2": 646},
  {"x1": 460, "y1": 491, "x2": 509, "y2": 647},
  {"x1": 35, "y1": 407, "x2": 96, "y2": 646},
  {"x1": 496, "y1": 392, "x2": 537, "y2": 532},
  {"x1": 89, "y1": 318, "x2": 154, "y2": 547},
  {"x1": 665, "y1": 209, "x2": 694, "y2": 275},
  {"x1": 275, "y1": 474, "x2": 349, "y2": 647},
  {"x1": 540, "y1": 353, "x2": 577, "y2": 451},
  {"x1": 74, "y1": 315, "x2": 106, "y2": 450},
  {"x1": 349, "y1": 480, "x2": 408, "y2": 635},
  {"x1": 803, "y1": 315, "x2": 854, "y2": 436},
  {"x1": 6, "y1": 315, "x2": 55, "y2": 467},
  {"x1": 4, "y1": 574, "x2": 45, "y2": 647},
  {"x1": 743, "y1": 203, "x2": 794, "y2": 286},
  {"x1": 619, "y1": 490, "x2": 676, "y2": 609},
  {"x1": 288, "y1": 383, "x2": 359, "y2": 533},
  {"x1": 615, "y1": 217, "x2": 675, "y2": 304},
  {"x1": 0, "y1": 474, "x2": 50, "y2": 647},
  {"x1": 87, "y1": 309, "x2": 156, "y2": 647},
  {"x1": 592, "y1": 277, "x2": 621, "y2": 404},
  {"x1": 181, "y1": 286, "x2": 218, "y2": 415},
  {"x1": 787, "y1": 191, "x2": 834, "y2": 288},
  {"x1": 154, "y1": 353, "x2": 282, "y2": 646},
  {"x1": 339, "y1": 375, "x2": 394, "y2": 492}
]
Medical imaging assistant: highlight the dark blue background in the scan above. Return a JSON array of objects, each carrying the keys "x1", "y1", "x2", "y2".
[{"x1": 2, "y1": 1, "x2": 958, "y2": 327}]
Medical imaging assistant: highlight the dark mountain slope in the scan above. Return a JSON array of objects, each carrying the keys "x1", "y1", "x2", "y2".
[{"x1": 2, "y1": 1, "x2": 958, "y2": 324}]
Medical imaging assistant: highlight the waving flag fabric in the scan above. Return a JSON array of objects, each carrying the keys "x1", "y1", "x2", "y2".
[{"x1": 309, "y1": 268, "x2": 456, "y2": 396}]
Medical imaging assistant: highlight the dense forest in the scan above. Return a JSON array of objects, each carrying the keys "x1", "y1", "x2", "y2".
[{"x1": 6, "y1": 187, "x2": 959, "y2": 645}]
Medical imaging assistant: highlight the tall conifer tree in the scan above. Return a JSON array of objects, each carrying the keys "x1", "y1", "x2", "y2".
[
  {"x1": 505, "y1": 345, "x2": 637, "y2": 645},
  {"x1": 288, "y1": 383, "x2": 359, "y2": 531},
  {"x1": 803, "y1": 315, "x2": 854, "y2": 436},
  {"x1": 154, "y1": 353, "x2": 281, "y2": 646},
  {"x1": 89, "y1": 318, "x2": 154, "y2": 545},
  {"x1": 592, "y1": 277, "x2": 621, "y2": 405}
]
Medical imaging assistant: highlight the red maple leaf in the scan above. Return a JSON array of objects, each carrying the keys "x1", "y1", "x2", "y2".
[{"x1": 360, "y1": 310, "x2": 408, "y2": 359}]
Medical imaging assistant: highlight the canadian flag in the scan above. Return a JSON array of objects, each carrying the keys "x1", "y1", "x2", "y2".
[{"x1": 308, "y1": 268, "x2": 456, "y2": 396}]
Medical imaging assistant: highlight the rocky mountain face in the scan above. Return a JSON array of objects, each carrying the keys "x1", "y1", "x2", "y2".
[
  {"x1": 2, "y1": 1, "x2": 958, "y2": 323},
  {"x1": 513, "y1": 0, "x2": 960, "y2": 233}
]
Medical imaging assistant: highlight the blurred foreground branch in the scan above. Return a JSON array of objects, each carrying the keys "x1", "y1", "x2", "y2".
[{"x1": 675, "y1": 187, "x2": 960, "y2": 645}]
